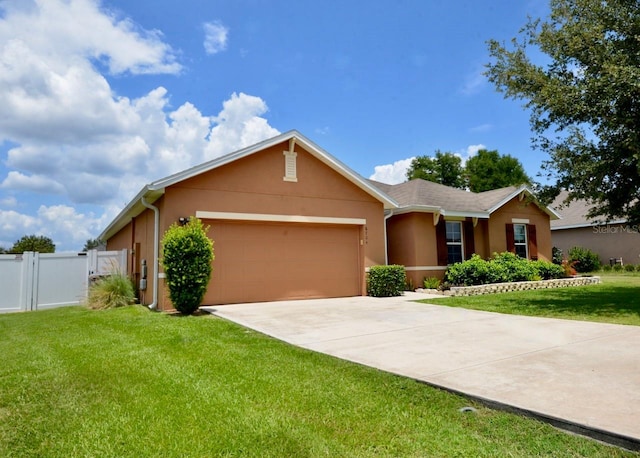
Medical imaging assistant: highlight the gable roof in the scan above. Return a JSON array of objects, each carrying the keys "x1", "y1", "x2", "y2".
[
  {"x1": 369, "y1": 178, "x2": 560, "y2": 219},
  {"x1": 551, "y1": 190, "x2": 626, "y2": 229},
  {"x1": 100, "y1": 130, "x2": 398, "y2": 241}
]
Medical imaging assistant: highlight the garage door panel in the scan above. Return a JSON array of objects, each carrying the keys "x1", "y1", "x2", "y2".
[{"x1": 204, "y1": 221, "x2": 361, "y2": 304}]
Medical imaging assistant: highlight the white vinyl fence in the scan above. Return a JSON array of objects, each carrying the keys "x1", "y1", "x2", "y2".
[{"x1": 0, "y1": 250, "x2": 127, "y2": 313}]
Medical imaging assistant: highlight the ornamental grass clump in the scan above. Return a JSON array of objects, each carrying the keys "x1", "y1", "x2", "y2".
[
  {"x1": 86, "y1": 272, "x2": 136, "y2": 310},
  {"x1": 162, "y1": 217, "x2": 214, "y2": 315}
]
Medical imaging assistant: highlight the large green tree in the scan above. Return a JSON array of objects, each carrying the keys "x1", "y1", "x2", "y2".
[
  {"x1": 466, "y1": 149, "x2": 531, "y2": 192},
  {"x1": 486, "y1": 0, "x2": 640, "y2": 223},
  {"x1": 10, "y1": 235, "x2": 55, "y2": 253},
  {"x1": 406, "y1": 151, "x2": 466, "y2": 188}
]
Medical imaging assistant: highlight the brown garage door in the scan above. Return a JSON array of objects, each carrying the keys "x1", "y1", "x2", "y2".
[{"x1": 203, "y1": 220, "x2": 362, "y2": 305}]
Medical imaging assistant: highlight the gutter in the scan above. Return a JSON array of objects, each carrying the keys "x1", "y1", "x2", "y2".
[
  {"x1": 141, "y1": 196, "x2": 160, "y2": 311},
  {"x1": 383, "y1": 210, "x2": 394, "y2": 264}
]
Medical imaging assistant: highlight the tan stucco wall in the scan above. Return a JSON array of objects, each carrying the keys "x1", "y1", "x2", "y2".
[
  {"x1": 487, "y1": 198, "x2": 552, "y2": 261},
  {"x1": 552, "y1": 224, "x2": 640, "y2": 265},
  {"x1": 385, "y1": 197, "x2": 553, "y2": 287},
  {"x1": 109, "y1": 140, "x2": 386, "y2": 309},
  {"x1": 386, "y1": 212, "x2": 442, "y2": 286}
]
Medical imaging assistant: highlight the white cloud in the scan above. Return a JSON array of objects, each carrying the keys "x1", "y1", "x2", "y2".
[
  {"x1": 369, "y1": 157, "x2": 414, "y2": 185},
  {"x1": 465, "y1": 144, "x2": 486, "y2": 156},
  {"x1": 460, "y1": 66, "x2": 487, "y2": 96},
  {"x1": 1, "y1": 171, "x2": 66, "y2": 194},
  {"x1": 0, "y1": 196, "x2": 17, "y2": 208},
  {"x1": 203, "y1": 20, "x2": 229, "y2": 55},
  {"x1": 0, "y1": 1, "x2": 280, "y2": 251}
]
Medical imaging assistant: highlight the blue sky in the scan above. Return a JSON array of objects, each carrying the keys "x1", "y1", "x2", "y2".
[{"x1": 0, "y1": 0, "x2": 549, "y2": 251}]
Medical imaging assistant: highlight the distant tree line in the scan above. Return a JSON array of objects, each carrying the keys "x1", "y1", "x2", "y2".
[
  {"x1": 406, "y1": 149, "x2": 531, "y2": 192},
  {"x1": 0, "y1": 236, "x2": 104, "y2": 254}
]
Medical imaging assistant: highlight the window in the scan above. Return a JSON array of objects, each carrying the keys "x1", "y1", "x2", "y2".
[
  {"x1": 445, "y1": 221, "x2": 463, "y2": 264},
  {"x1": 513, "y1": 223, "x2": 528, "y2": 258}
]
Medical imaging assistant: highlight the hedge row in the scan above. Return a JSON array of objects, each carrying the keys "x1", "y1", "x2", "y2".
[
  {"x1": 367, "y1": 265, "x2": 406, "y2": 297},
  {"x1": 445, "y1": 252, "x2": 565, "y2": 287}
]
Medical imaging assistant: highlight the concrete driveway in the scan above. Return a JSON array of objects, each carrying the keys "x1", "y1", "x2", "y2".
[{"x1": 202, "y1": 292, "x2": 640, "y2": 450}]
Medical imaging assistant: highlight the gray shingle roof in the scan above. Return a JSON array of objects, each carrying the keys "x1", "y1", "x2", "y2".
[
  {"x1": 550, "y1": 191, "x2": 626, "y2": 229},
  {"x1": 368, "y1": 179, "x2": 523, "y2": 214}
]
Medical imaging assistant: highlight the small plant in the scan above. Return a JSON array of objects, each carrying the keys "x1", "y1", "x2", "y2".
[
  {"x1": 568, "y1": 246, "x2": 601, "y2": 273},
  {"x1": 601, "y1": 264, "x2": 612, "y2": 272},
  {"x1": 624, "y1": 264, "x2": 636, "y2": 272},
  {"x1": 423, "y1": 277, "x2": 441, "y2": 289},
  {"x1": 367, "y1": 265, "x2": 406, "y2": 297},
  {"x1": 561, "y1": 259, "x2": 578, "y2": 277},
  {"x1": 404, "y1": 276, "x2": 414, "y2": 292},
  {"x1": 162, "y1": 217, "x2": 214, "y2": 315},
  {"x1": 552, "y1": 246, "x2": 563, "y2": 265},
  {"x1": 613, "y1": 264, "x2": 623, "y2": 272},
  {"x1": 86, "y1": 272, "x2": 136, "y2": 310}
]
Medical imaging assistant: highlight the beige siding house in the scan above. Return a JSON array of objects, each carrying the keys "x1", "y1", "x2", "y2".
[{"x1": 551, "y1": 191, "x2": 640, "y2": 265}]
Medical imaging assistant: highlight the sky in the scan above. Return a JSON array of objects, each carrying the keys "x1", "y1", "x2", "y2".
[{"x1": 0, "y1": 0, "x2": 551, "y2": 252}]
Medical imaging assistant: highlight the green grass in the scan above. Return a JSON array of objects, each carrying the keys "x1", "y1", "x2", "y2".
[
  {"x1": 0, "y1": 306, "x2": 635, "y2": 456},
  {"x1": 425, "y1": 273, "x2": 640, "y2": 326}
]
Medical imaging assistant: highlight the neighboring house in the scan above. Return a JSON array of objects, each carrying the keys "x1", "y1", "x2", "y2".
[
  {"x1": 369, "y1": 179, "x2": 559, "y2": 287},
  {"x1": 100, "y1": 130, "x2": 558, "y2": 309},
  {"x1": 551, "y1": 191, "x2": 640, "y2": 265}
]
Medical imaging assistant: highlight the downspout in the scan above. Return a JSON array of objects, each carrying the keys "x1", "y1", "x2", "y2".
[
  {"x1": 383, "y1": 210, "x2": 394, "y2": 265},
  {"x1": 141, "y1": 196, "x2": 159, "y2": 311}
]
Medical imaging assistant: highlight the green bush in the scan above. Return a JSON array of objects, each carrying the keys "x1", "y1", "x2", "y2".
[
  {"x1": 613, "y1": 264, "x2": 623, "y2": 272},
  {"x1": 601, "y1": 264, "x2": 612, "y2": 272},
  {"x1": 624, "y1": 264, "x2": 636, "y2": 272},
  {"x1": 490, "y1": 252, "x2": 538, "y2": 282},
  {"x1": 568, "y1": 246, "x2": 601, "y2": 273},
  {"x1": 445, "y1": 254, "x2": 492, "y2": 286},
  {"x1": 445, "y1": 252, "x2": 564, "y2": 286},
  {"x1": 86, "y1": 272, "x2": 136, "y2": 310},
  {"x1": 367, "y1": 265, "x2": 406, "y2": 297},
  {"x1": 162, "y1": 217, "x2": 214, "y2": 315},
  {"x1": 531, "y1": 260, "x2": 565, "y2": 280},
  {"x1": 423, "y1": 277, "x2": 441, "y2": 289}
]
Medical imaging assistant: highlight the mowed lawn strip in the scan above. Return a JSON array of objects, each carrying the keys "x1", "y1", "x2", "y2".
[
  {"x1": 1, "y1": 306, "x2": 635, "y2": 457},
  {"x1": 423, "y1": 274, "x2": 640, "y2": 326}
]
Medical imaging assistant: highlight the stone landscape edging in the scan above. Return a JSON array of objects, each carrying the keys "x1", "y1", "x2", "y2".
[{"x1": 446, "y1": 276, "x2": 601, "y2": 297}]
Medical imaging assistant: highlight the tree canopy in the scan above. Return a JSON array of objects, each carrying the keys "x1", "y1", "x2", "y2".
[
  {"x1": 10, "y1": 235, "x2": 55, "y2": 253},
  {"x1": 83, "y1": 238, "x2": 105, "y2": 252},
  {"x1": 486, "y1": 0, "x2": 640, "y2": 223},
  {"x1": 406, "y1": 151, "x2": 466, "y2": 188},
  {"x1": 466, "y1": 149, "x2": 531, "y2": 192},
  {"x1": 406, "y1": 149, "x2": 530, "y2": 192}
]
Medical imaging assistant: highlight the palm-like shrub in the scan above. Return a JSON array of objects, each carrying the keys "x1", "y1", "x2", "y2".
[{"x1": 161, "y1": 218, "x2": 214, "y2": 315}]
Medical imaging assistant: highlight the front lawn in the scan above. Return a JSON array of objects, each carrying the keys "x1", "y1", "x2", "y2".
[
  {"x1": 0, "y1": 306, "x2": 634, "y2": 457},
  {"x1": 424, "y1": 274, "x2": 640, "y2": 326}
]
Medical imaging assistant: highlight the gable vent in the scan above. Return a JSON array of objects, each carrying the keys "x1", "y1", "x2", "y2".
[{"x1": 283, "y1": 140, "x2": 298, "y2": 182}]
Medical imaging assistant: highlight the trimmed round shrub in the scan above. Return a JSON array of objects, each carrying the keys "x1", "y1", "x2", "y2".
[
  {"x1": 162, "y1": 217, "x2": 214, "y2": 315},
  {"x1": 568, "y1": 246, "x2": 601, "y2": 273},
  {"x1": 613, "y1": 264, "x2": 624, "y2": 272},
  {"x1": 367, "y1": 265, "x2": 406, "y2": 297},
  {"x1": 601, "y1": 264, "x2": 612, "y2": 272},
  {"x1": 86, "y1": 272, "x2": 136, "y2": 310},
  {"x1": 624, "y1": 264, "x2": 636, "y2": 272}
]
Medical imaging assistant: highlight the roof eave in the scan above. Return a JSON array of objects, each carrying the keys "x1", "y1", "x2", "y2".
[
  {"x1": 99, "y1": 187, "x2": 164, "y2": 241},
  {"x1": 487, "y1": 185, "x2": 561, "y2": 220}
]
